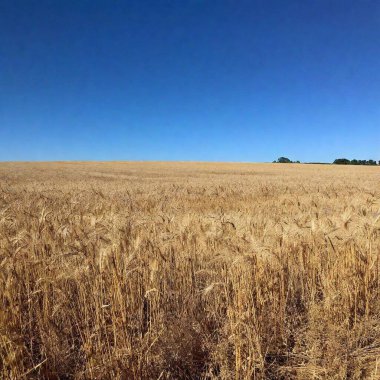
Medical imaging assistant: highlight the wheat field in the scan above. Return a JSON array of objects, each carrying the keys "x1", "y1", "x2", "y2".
[{"x1": 1, "y1": 162, "x2": 379, "y2": 379}]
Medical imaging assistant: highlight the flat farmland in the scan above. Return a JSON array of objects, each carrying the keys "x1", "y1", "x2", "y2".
[{"x1": 1, "y1": 162, "x2": 380, "y2": 379}]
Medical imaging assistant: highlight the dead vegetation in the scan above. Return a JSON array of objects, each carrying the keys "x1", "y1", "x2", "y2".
[{"x1": 1, "y1": 162, "x2": 380, "y2": 379}]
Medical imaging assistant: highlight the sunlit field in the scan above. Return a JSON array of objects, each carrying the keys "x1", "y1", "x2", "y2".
[{"x1": 1, "y1": 162, "x2": 380, "y2": 379}]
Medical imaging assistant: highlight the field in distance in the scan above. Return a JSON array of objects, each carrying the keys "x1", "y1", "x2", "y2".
[{"x1": 1, "y1": 162, "x2": 380, "y2": 379}]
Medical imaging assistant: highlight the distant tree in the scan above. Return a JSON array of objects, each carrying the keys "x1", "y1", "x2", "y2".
[
  {"x1": 296, "y1": 160, "x2": 300, "y2": 163},
  {"x1": 333, "y1": 158, "x2": 350, "y2": 165},
  {"x1": 277, "y1": 157, "x2": 292, "y2": 163}
]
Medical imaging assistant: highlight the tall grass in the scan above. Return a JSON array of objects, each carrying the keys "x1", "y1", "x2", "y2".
[{"x1": 1, "y1": 162, "x2": 380, "y2": 379}]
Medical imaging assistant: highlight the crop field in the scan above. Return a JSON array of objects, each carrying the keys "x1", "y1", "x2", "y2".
[{"x1": 1, "y1": 162, "x2": 380, "y2": 379}]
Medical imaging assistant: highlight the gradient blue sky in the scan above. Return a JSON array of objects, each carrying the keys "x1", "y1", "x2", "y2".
[{"x1": 1, "y1": 0, "x2": 379, "y2": 162}]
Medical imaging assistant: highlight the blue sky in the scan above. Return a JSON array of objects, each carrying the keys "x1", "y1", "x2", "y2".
[{"x1": 1, "y1": 0, "x2": 379, "y2": 162}]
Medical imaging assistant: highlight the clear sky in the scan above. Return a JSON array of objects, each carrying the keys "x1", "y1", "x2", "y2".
[{"x1": 1, "y1": 0, "x2": 379, "y2": 162}]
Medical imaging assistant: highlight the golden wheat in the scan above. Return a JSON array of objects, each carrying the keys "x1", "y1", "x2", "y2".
[{"x1": 1, "y1": 162, "x2": 380, "y2": 379}]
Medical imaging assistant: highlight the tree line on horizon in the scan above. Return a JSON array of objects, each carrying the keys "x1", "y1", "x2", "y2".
[
  {"x1": 273, "y1": 157, "x2": 380, "y2": 165},
  {"x1": 332, "y1": 158, "x2": 379, "y2": 165}
]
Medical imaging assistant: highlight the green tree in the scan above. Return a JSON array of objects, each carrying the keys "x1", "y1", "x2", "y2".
[
  {"x1": 333, "y1": 158, "x2": 350, "y2": 165},
  {"x1": 277, "y1": 157, "x2": 292, "y2": 163}
]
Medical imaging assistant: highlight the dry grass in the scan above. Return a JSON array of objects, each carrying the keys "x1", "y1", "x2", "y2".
[{"x1": 1, "y1": 161, "x2": 380, "y2": 379}]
